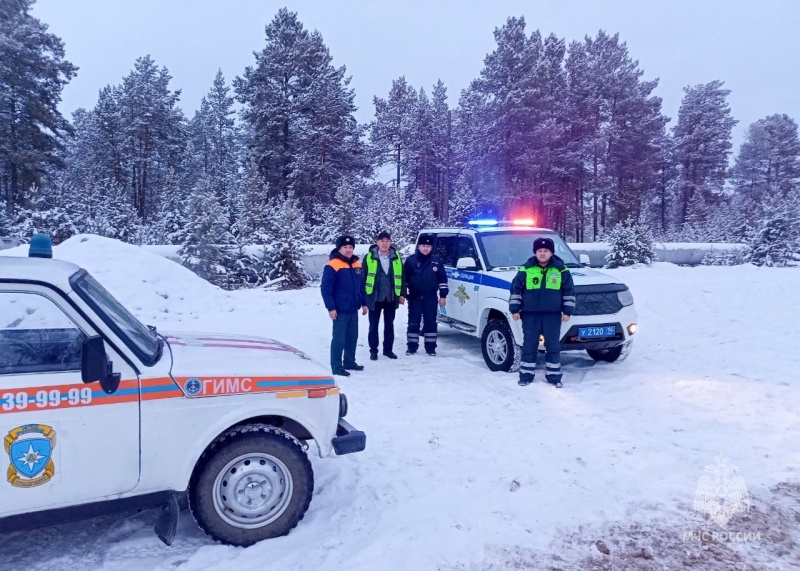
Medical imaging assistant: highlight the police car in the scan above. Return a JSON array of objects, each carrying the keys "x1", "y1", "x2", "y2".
[
  {"x1": 418, "y1": 220, "x2": 638, "y2": 371},
  {"x1": 0, "y1": 236, "x2": 365, "y2": 547}
]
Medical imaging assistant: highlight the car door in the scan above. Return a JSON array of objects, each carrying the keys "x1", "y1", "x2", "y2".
[
  {"x1": 0, "y1": 283, "x2": 140, "y2": 517},
  {"x1": 446, "y1": 234, "x2": 482, "y2": 327}
]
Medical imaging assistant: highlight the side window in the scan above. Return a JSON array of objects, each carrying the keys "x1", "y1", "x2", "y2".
[
  {"x1": 434, "y1": 234, "x2": 458, "y2": 267},
  {"x1": 456, "y1": 236, "x2": 480, "y2": 268},
  {"x1": 0, "y1": 291, "x2": 85, "y2": 375}
]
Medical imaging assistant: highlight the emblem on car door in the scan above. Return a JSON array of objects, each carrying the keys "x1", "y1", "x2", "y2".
[
  {"x1": 454, "y1": 285, "x2": 471, "y2": 306},
  {"x1": 5, "y1": 424, "x2": 57, "y2": 488}
]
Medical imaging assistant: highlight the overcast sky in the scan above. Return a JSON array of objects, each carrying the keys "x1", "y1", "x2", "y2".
[{"x1": 33, "y1": 0, "x2": 800, "y2": 149}]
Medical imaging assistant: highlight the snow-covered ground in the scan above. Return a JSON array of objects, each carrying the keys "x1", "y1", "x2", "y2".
[{"x1": 2, "y1": 235, "x2": 799, "y2": 570}]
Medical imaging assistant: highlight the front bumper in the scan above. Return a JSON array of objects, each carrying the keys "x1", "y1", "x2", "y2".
[{"x1": 332, "y1": 419, "x2": 366, "y2": 455}]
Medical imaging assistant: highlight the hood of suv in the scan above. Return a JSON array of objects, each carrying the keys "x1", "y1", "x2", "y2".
[{"x1": 164, "y1": 331, "x2": 332, "y2": 382}]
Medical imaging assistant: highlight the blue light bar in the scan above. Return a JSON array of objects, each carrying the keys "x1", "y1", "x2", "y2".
[{"x1": 467, "y1": 218, "x2": 499, "y2": 226}]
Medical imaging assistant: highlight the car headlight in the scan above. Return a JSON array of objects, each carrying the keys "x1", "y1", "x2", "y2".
[
  {"x1": 617, "y1": 288, "x2": 634, "y2": 306},
  {"x1": 339, "y1": 393, "x2": 348, "y2": 418}
]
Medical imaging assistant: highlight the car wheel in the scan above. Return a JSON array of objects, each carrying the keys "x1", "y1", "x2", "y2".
[
  {"x1": 482, "y1": 319, "x2": 519, "y2": 372},
  {"x1": 587, "y1": 342, "x2": 631, "y2": 363},
  {"x1": 189, "y1": 424, "x2": 313, "y2": 547}
]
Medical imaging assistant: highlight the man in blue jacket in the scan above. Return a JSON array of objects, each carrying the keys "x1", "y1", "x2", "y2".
[
  {"x1": 509, "y1": 237, "x2": 576, "y2": 388},
  {"x1": 403, "y1": 234, "x2": 448, "y2": 356},
  {"x1": 321, "y1": 235, "x2": 368, "y2": 376}
]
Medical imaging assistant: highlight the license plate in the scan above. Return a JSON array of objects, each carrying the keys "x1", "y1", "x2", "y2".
[{"x1": 578, "y1": 325, "x2": 616, "y2": 339}]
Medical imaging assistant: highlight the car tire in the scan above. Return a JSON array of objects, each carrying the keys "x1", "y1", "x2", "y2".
[
  {"x1": 587, "y1": 343, "x2": 629, "y2": 363},
  {"x1": 189, "y1": 424, "x2": 313, "y2": 547},
  {"x1": 482, "y1": 319, "x2": 519, "y2": 372}
]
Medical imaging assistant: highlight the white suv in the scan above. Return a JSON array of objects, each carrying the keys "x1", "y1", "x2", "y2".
[
  {"x1": 417, "y1": 224, "x2": 638, "y2": 371},
  {"x1": 0, "y1": 252, "x2": 365, "y2": 547}
]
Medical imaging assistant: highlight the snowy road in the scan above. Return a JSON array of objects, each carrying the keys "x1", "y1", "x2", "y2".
[{"x1": 1, "y1": 238, "x2": 799, "y2": 570}]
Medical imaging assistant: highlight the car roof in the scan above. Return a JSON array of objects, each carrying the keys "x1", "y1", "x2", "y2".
[
  {"x1": 420, "y1": 225, "x2": 556, "y2": 234},
  {"x1": 0, "y1": 255, "x2": 82, "y2": 291}
]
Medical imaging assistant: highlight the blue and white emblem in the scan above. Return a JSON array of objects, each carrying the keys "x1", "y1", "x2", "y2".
[
  {"x1": 5, "y1": 424, "x2": 57, "y2": 488},
  {"x1": 184, "y1": 377, "x2": 202, "y2": 396}
]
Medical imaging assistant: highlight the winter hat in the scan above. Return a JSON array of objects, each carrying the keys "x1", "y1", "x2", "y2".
[
  {"x1": 418, "y1": 234, "x2": 434, "y2": 246},
  {"x1": 376, "y1": 230, "x2": 392, "y2": 241},
  {"x1": 336, "y1": 235, "x2": 355, "y2": 249},
  {"x1": 533, "y1": 237, "x2": 554, "y2": 253}
]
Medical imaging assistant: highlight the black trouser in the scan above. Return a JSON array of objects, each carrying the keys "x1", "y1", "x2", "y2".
[
  {"x1": 407, "y1": 294, "x2": 439, "y2": 352},
  {"x1": 330, "y1": 312, "x2": 358, "y2": 371},
  {"x1": 368, "y1": 300, "x2": 396, "y2": 354},
  {"x1": 520, "y1": 312, "x2": 562, "y2": 383}
]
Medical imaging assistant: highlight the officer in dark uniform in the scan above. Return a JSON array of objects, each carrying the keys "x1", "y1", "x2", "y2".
[
  {"x1": 403, "y1": 234, "x2": 448, "y2": 355},
  {"x1": 509, "y1": 237, "x2": 576, "y2": 388}
]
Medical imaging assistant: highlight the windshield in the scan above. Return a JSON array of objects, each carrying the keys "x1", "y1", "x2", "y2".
[
  {"x1": 72, "y1": 271, "x2": 161, "y2": 365},
  {"x1": 477, "y1": 231, "x2": 580, "y2": 269}
]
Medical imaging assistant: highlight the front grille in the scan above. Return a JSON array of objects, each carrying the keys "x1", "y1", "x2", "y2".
[{"x1": 572, "y1": 284, "x2": 626, "y2": 316}]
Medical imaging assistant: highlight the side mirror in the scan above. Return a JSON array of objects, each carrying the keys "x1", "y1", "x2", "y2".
[
  {"x1": 579, "y1": 254, "x2": 590, "y2": 266},
  {"x1": 81, "y1": 336, "x2": 121, "y2": 394},
  {"x1": 456, "y1": 257, "x2": 477, "y2": 270}
]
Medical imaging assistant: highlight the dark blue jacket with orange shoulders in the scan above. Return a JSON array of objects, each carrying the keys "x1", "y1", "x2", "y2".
[{"x1": 321, "y1": 249, "x2": 367, "y2": 313}]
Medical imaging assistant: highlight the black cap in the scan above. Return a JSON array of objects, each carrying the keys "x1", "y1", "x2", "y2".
[
  {"x1": 336, "y1": 235, "x2": 355, "y2": 248},
  {"x1": 533, "y1": 237, "x2": 554, "y2": 253},
  {"x1": 418, "y1": 234, "x2": 434, "y2": 246},
  {"x1": 377, "y1": 230, "x2": 391, "y2": 241}
]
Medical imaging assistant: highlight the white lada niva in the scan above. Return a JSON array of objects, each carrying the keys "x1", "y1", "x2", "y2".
[{"x1": 0, "y1": 241, "x2": 365, "y2": 547}]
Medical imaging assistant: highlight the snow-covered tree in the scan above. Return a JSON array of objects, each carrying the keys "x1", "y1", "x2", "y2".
[
  {"x1": 266, "y1": 191, "x2": 310, "y2": 290},
  {"x1": 0, "y1": 0, "x2": 77, "y2": 211},
  {"x1": 11, "y1": 187, "x2": 77, "y2": 244},
  {"x1": 672, "y1": 81, "x2": 737, "y2": 225},
  {"x1": 235, "y1": 8, "x2": 366, "y2": 212},
  {"x1": 448, "y1": 177, "x2": 478, "y2": 226},
  {"x1": 604, "y1": 219, "x2": 655, "y2": 268},
  {"x1": 731, "y1": 114, "x2": 800, "y2": 202},
  {"x1": 371, "y1": 76, "x2": 418, "y2": 190},
  {"x1": 0, "y1": 200, "x2": 10, "y2": 236},
  {"x1": 742, "y1": 198, "x2": 799, "y2": 267},
  {"x1": 178, "y1": 176, "x2": 236, "y2": 287}
]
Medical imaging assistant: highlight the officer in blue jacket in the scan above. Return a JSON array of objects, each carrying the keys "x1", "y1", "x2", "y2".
[
  {"x1": 403, "y1": 234, "x2": 448, "y2": 355},
  {"x1": 509, "y1": 237, "x2": 576, "y2": 388},
  {"x1": 321, "y1": 235, "x2": 368, "y2": 376}
]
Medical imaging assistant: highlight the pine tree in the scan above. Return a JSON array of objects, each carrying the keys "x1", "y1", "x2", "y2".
[
  {"x1": 0, "y1": 199, "x2": 11, "y2": 236},
  {"x1": 672, "y1": 81, "x2": 737, "y2": 226},
  {"x1": 178, "y1": 176, "x2": 236, "y2": 287},
  {"x1": 119, "y1": 56, "x2": 186, "y2": 221},
  {"x1": 235, "y1": 9, "x2": 366, "y2": 212},
  {"x1": 11, "y1": 186, "x2": 77, "y2": 244},
  {"x1": 731, "y1": 114, "x2": 800, "y2": 202},
  {"x1": 604, "y1": 218, "x2": 655, "y2": 268},
  {"x1": 0, "y1": 0, "x2": 77, "y2": 211},
  {"x1": 448, "y1": 177, "x2": 478, "y2": 225},
  {"x1": 184, "y1": 70, "x2": 238, "y2": 211},
  {"x1": 371, "y1": 76, "x2": 418, "y2": 189},
  {"x1": 564, "y1": 31, "x2": 668, "y2": 240},
  {"x1": 742, "y1": 197, "x2": 798, "y2": 267},
  {"x1": 266, "y1": 191, "x2": 310, "y2": 290}
]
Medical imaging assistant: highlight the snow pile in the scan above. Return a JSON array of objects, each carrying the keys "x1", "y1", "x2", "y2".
[{"x1": 1, "y1": 238, "x2": 799, "y2": 570}]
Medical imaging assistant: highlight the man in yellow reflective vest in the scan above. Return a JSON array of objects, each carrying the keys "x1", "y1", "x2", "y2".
[
  {"x1": 509, "y1": 237, "x2": 576, "y2": 388},
  {"x1": 363, "y1": 231, "x2": 405, "y2": 360}
]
